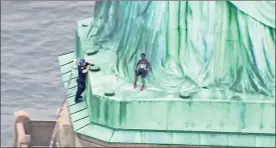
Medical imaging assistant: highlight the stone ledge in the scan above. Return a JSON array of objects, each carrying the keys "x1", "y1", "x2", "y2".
[
  {"x1": 75, "y1": 120, "x2": 275, "y2": 147},
  {"x1": 85, "y1": 81, "x2": 275, "y2": 134}
]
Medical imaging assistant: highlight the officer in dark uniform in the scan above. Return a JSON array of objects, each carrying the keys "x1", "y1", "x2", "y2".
[{"x1": 75, "y1": 58, "x2": 94, "y2": 103}]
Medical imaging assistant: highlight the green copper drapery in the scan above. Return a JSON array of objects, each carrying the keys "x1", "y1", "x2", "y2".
[{"x1": 85, "y1": 1, "x2": 275, "y2": 98}]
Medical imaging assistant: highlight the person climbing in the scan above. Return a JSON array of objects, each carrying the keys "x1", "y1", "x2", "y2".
[
  {"x1": 74, "y1": 58, "x2": 94, "y2": 103},
  {"x1": 134, "y1": 53, "x2": 152, "y2": 91}
]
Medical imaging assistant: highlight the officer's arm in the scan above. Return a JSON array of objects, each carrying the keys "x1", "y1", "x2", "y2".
[
  {"x1": 82, "y1": 64, "x2": 91, "y2": 73},
  {"x1": 78, "y1": 66, "x2": 87, "y2": 74},
  {"x1": 86, "y1": 62, "x2": 94, "y2": 66},
  {"x1": 82, "y1": 68, "x2": 89, "y2": 73}
]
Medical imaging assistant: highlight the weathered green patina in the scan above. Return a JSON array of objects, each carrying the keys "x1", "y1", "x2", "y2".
[{"x1": 58, "y1": 1, "x2": 275, "y2": 147}]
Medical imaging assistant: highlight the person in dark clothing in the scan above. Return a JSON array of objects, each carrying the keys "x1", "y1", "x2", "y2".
[
  {"x1": 75, "y1": 58, "x2": 94, "y2": 103},
  {"x1": 134, "y1": 53, "x2": 152, "y2": 91}
]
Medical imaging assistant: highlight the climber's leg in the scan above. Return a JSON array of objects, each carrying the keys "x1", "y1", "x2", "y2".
[
  {"x1": 134, "y1": 70, "x2": 140, "y2": 88},
  {"x1": 140, "y1": 70, "x2": 148, "y2": 91}
]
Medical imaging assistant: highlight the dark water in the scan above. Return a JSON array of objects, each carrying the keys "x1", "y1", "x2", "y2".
[{"x1": 1, "y1": 1, "x2": 94, "y2": 146}]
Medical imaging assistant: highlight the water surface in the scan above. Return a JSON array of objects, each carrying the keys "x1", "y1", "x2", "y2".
[{"x1": 1, "y1": 1, "x2": 94, "y2": 146}]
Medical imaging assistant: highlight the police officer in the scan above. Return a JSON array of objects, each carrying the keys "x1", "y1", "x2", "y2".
[{"x1": 74, "y1": 58, "x2": 94, "y2": 103}]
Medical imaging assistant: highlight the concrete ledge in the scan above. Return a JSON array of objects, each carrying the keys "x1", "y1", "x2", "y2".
[
  {"x1": 86, "y1": 91, "x2": 275, "y2": 134},
  {"x1": 74, "y1": 120, "x2": 275, "y2": 147},
  {"x1": 58, "y1": 102, "x2": 75, "y2": 147},
  {"x1": 77, "y1": 132, "x2": 207, "y2": 147},
  {"x1": 14, "y1": 111, "x2": 31, "y2": 148}
]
